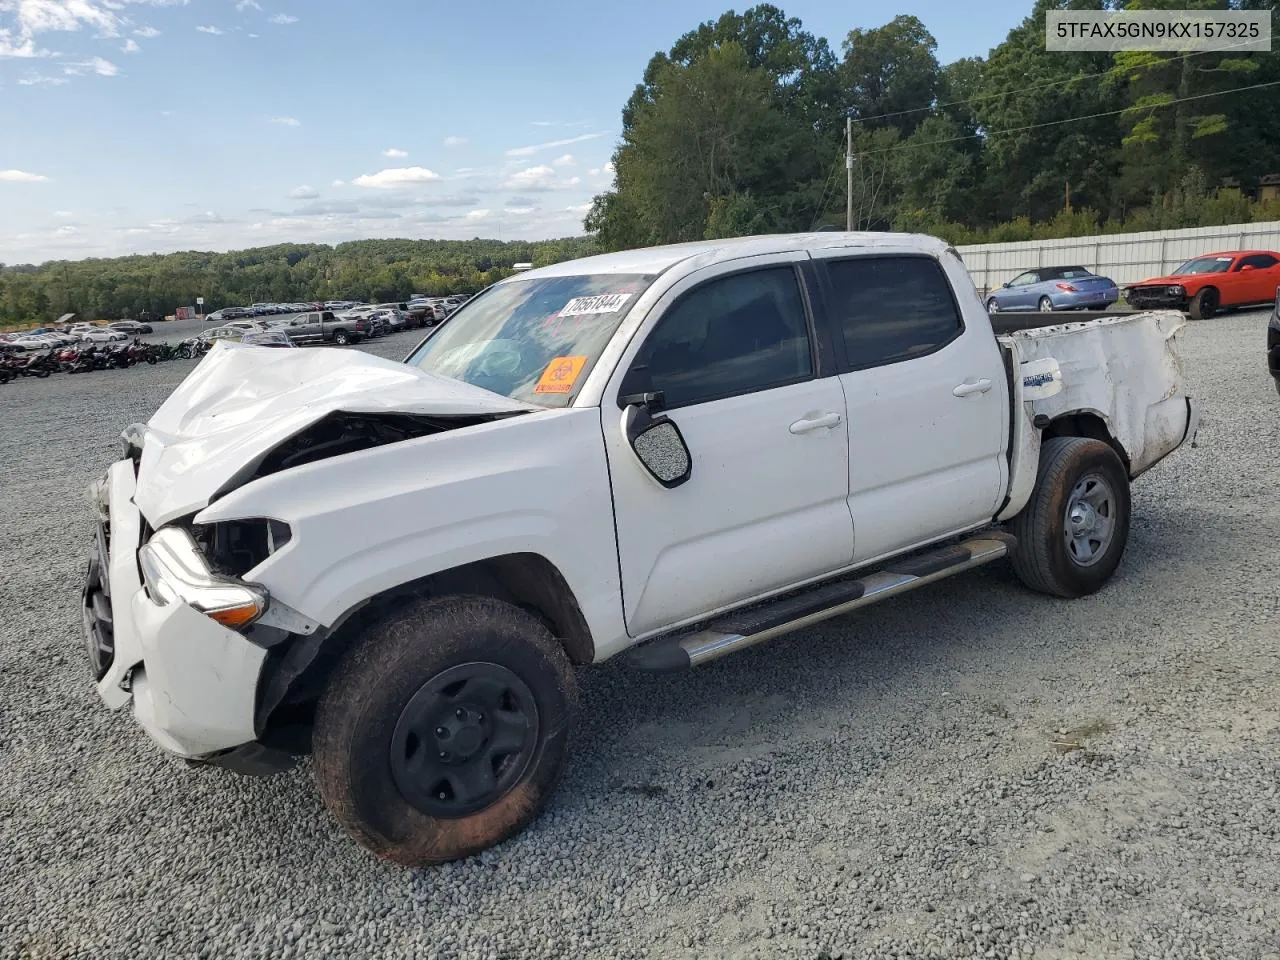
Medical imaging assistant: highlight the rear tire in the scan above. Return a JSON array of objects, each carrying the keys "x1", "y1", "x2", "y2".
[
  {"x1": 333, "y1": 330, "x2": 350, "y2": 346},
  {"x1": 1009, "y1": 436, "x2": 1131, "y2": 598},
  {"x1": 312, "y1": 595, "x2": 576, "y2": 867},
  {"x1": 1038, "y1": 296, "x2": 1054, "y2": 312},
  {"x1": 1189, "y1": 288, "x2": 1217, "y2": 321}
]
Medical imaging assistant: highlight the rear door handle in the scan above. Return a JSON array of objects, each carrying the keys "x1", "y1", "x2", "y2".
[
  {"x1": 789, "y1": 412, "x2": 842, "y2": 434},
  {"x1": 953, "y1": 378, "x2": 993, "y2": 398}
]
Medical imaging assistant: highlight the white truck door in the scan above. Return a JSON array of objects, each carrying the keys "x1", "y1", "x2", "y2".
[
  {"x1": 602, "y1": 253, "x2": 855, "y2": 637},
  {"x1": 811, "y1": 249, "x2": 1009, "y2": 564}
]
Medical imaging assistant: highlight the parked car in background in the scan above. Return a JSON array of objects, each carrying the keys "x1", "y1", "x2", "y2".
[
  {"x1": 1125, "y1": 250, "x2": 1280, "y2": 320},
  {"x1": 206, "y1": 308, "x2": 252, "y2": 323},
  {"x1": 1266, "y1": 285, "x2": 1280, "y2": 396},
  {"x1": 369, "y1": 308, "x2": 405, "y2": 333},
  {"x1": 986, "y1": 266, "x2": 1120, "y2": 313},
  {"x1": 110, "y1": 320, "x2": 154, "y2": 335},
  {"x1": 73, "y1": 325, "x2": 128, "y2": 344},
  {"x1": 281, "y1": 310, "x2": 370, "y2": 345},
  {"x1": 240, "y1": 330, "x2": 297, "y2": 348}
]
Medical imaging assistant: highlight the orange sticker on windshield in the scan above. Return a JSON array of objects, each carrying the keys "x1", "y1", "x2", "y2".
[{"x1": 535, "y1": 355, "x2": 588, "y2": 394}]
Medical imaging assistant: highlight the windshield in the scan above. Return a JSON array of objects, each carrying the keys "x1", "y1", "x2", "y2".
[
  {"x1": 406, "y1": 273, "x2": 656, "y2": 406},
  {"x1": 1173, "y1": 256, "x2": 1235, "y2": 275}
]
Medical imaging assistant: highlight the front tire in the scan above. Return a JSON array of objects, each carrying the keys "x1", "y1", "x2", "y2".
[
  {"x1": 1009, "y1": 436, "x2": 1131, "y2": 598},
  {"x1": 987, "y1": 298, "x2": 1000, "y2": 313},
  {"x1": 312, "y1": 595, "x2": 577, "y2": 867},
  {"x1": 1189, "y1": 288, "x2": 1217, "y2": 321}
]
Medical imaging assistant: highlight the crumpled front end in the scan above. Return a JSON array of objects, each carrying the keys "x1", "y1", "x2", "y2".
[{"x1": 83, "y1": 458, "x2": 270, "y2": 760}]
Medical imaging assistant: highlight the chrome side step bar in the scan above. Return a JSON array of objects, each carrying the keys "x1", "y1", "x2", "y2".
[{"x1": 626, "y1": 533, "x2": 1015, "y2": 671}]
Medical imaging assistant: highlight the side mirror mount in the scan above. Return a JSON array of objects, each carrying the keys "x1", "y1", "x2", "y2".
[
  {"x1": 1001, "y1": 281, "x2": 1010, "y2": 288},
  {"x1": 622, "y1": 393, "x2": 691, "y2": 489}
]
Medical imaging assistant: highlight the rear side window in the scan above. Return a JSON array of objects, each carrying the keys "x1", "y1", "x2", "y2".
[{"x1": 824, "y1": 256, "x2": 963, "y2": 370}]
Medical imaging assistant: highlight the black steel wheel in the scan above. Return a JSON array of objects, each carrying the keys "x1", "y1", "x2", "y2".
[
  {"x1": 313, "y1": 595, "x2": 576, "y2": 867},
  {"x1": 389, "y1": 662, "x2": 539, "y2": 818}
]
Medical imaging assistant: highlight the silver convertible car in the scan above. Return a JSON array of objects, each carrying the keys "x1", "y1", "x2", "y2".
[{"x1": 986, "y1": 265, "x2": 1120, "y2": 313}]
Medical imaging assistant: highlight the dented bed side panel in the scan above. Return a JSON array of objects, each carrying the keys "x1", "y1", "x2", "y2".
[{"x1": 1002, "y1": 311, "x2": 1191, "y2": 478}]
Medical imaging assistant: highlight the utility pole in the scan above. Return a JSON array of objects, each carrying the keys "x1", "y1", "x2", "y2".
[{"x1": 845, "y1": 114, "x2": 854, "y2": 232}]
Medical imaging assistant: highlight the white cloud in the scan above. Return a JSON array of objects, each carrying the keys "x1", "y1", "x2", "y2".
[
  {"x1": 565, "y1": 202, "x2": 592, "y2": 214},
  {"x1": 62, "y1": 56, "x2": 117, "y2": 77},
  {"x1": 17, "y1": 73, "x2": 68, "y2": 85},
  {"x1": 443, "y1": 135, "x2": 466, "y2": 147},
  {"x1": 268, "y1": 115, "x2": 301, "y2": 126},
  {"x1": 352, "y1": 166, "x2": 440, "y2": 188},
  {"x1": 196, "y1": 25, "x2": 224, "y2": 35},
  {"x1": 248, "y1": 32, "x2": 259, "y2": 38},
  {"x1": 603, "y1": 160, "x2": 615, "y2": 174},
  {"x1": 331, "y1": 179, "x2": 345, "y2": 186},
  {"x1": 552, "y1": 153, "x2": 574, "y2": 167},
  {"x1": 466, "y1": 209, "x2": 489, "y2": 220},
  {"x1": 121, "y1": 38, "x2": 139, "y2": 53},
  {"x1": 0, "y1": 28, "x2": 52, "y2": 58},
  {"x1": 289, "y1": 185, "x2": 319, "y2": 199},
  {"x1": 504, "y1": 205, "x2": 535, "y2": 215},
  {"x1": 235, "y1": 0, "x2": 262, "y2": 10},
  {"x1": 134, "y1": 26, "x2": 160, "y2": 38},
  {"x1": 0, "y1": 170, "x2": 50, "y2": 183},
  {"x1": 506, "y1": 132, "x2": 604, "y2": 157},
  {"x1": 268, "y1": 13, "x2": 298, "y2": 25},
  {"x1": 382, "y1": 147, "x2": 408, "y2": 158},
  {"x1": 53, "y1": 210, "x2": 74, "y2": 218},
  {"x1": 501, "y1": 165, "x2": 581, "y2": 192}
]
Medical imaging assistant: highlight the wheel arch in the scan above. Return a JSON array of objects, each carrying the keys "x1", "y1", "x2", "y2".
[
  {"x1": 1041, "y1": 409, "x2": 1131, "y2": 475},
  {"x1": 254, "y1": 551, "x2": 594, "y2": 748}
]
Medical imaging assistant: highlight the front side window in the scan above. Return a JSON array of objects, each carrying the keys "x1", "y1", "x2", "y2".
[
  {"x1": 825, "y1": 256, "x2": 963, "y2": 370},
  {"x1": 1009, "y1": 271, "x2": 1039, "y2": 286},
  {"x1": 1236, "y1": 254, "x2": 1278, "y2": 270},
  {"x1": 626, "y1": 266, "x2": 813, "y2": 410},
  {"x1": 407, "y1": 273, "x2": 656, "y2": 407}
]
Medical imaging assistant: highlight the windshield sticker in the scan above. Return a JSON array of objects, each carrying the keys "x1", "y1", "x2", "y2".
[
  {"x1": 534, "y1": 355, "x2": 589, "y2": 394},
  {"x1": 558, "y1": 293, "x2": 633, "y2": 317}
]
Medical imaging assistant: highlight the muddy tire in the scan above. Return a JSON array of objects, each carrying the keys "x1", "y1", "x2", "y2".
[
  {"x1": 1188, "y1": 287, "x2": 1217, "y2": 321},
  {"x1": 312, "y1": 595, "x2": 576, "y2": 867},
  {"x1": 1009, "y1": 436, "x2": 1131, "y2": 598}
]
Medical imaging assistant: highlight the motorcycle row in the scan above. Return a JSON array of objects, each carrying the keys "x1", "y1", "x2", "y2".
[{"x1": 0, "y1": 337, "x2": 214, "y2": 384}]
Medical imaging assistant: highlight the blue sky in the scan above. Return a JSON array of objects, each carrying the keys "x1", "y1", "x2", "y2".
[{"x1": 0, "y1": 0, "x2": 1031, "y2": 264}]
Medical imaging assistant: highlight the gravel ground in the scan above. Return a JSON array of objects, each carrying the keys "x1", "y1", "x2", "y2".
[{"x1": 2, "y1": 314, "x2": 1278, "y2": 960}]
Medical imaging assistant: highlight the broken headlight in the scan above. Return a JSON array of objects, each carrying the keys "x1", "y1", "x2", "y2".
[{"x1": 139, "y1": 527, "x2": 269, "y2": 630}]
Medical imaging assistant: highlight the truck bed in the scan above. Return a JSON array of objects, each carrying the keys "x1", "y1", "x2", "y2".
[{"x1": 997, "y1": 309, "x2": 1194, "y2": 479}]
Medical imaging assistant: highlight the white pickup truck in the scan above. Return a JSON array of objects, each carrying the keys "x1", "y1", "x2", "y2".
[{"x1": 83, "y1": 232, "x2": 1198, "y2": 867}]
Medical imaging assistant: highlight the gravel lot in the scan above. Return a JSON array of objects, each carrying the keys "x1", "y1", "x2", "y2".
[{"x1": 2, "y1": 313, "x2": 1278, "y2": 960}]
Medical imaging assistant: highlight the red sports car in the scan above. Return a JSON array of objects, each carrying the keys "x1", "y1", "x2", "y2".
[{"x1": 1125, "y1": 249, "x2": 1280, "y2": 320}]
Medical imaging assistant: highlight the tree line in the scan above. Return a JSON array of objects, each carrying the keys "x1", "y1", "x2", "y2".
[
  {"x1": 586, "y1": 0, "x2": 1280, "y2": 250},
  {"x1": 0, "y1": 237, "x2": 598, "y2": 327}
]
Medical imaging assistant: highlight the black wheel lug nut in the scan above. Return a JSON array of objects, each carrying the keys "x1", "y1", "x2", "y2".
[
  {"x1": 439, "y1": 751, "x2": 449, "y2": 760},
  {"x1": 455, "y1": 708, "x2": 466, "y2": 720},
  {"x1": 435, "y1": 726, "x2": 448, "y2": 738}
]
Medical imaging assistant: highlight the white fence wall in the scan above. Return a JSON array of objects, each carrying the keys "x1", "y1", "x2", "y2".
[{"x1": 956, "y1": 220, "x2": 1280, "y2": 295}]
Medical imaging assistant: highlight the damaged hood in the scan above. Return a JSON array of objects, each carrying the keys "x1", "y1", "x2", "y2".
[{"x1": 133, "y1": 343, "x2": 535, "y2": 527}]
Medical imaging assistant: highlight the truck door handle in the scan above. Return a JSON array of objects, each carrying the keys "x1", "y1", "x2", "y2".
[
  {"x1": 789, "y1": 412, "x2": 842, "y2": 434},
  {"x1": 952, "y1": 378, "x2": 993, "y2": 398}
]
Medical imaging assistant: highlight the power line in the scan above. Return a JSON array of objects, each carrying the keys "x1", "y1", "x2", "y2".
[
  {"x1": 853, "y1": 78, "x2": 1280, "y2": 158},
  {"x1": 846, "y1": 37, "x2": 1268, "y2": 127}
]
